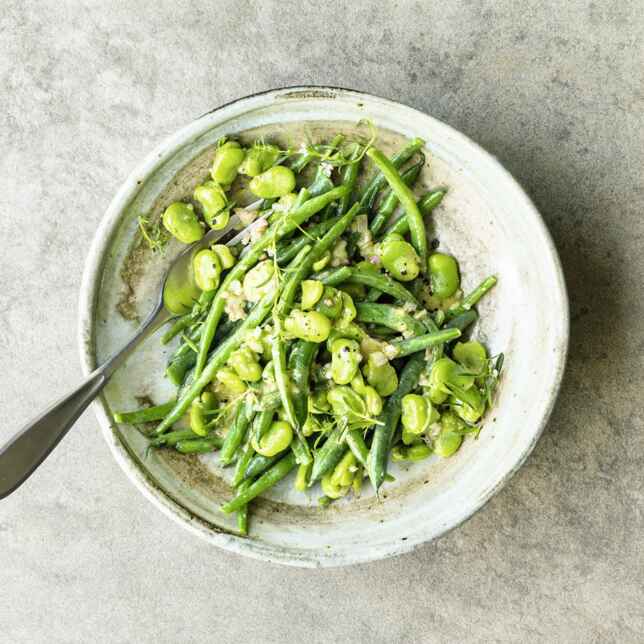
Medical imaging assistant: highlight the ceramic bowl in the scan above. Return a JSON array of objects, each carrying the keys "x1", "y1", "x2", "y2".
[{"x1": 78, "y1": 87, "x2": 568, "y2": 567}]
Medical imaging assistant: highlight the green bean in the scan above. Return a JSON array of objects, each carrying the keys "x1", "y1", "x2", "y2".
[
  {"x1": 337, "y1": 144, "x2": 361, "y2": 215},
  {"x1": 446, "y1": 276, "x2": 498, "y2": 318},
  {"x1": 221, "y1": 452, "x2": 297, "y2": 513},
  {"x1": 309, "y1": 427, "x2": 347, "y2": 485},
  {"x1": 368, "y1": 352, "x2": 426, "y2": 491},
  {"x1": 355, "y1": 303, "x2": 427, "y2": 336},
  {"x1": 359, "y1": 138, "x2": 424, "y2": 210},
  {"x1": 114, "y1": 400, "x2": 176, "y2": 425},
  {"x1": 271, "y1": 320, "x2": 311, "y2": 465},
  {"x1": 236, "y1": 480, "x2": 251, "y2": 536},
  {"x1": 155, "y1": 290, "x2": 276, "y2": 435},
  {"x1": 389, "y1": 328, "x2": 461, "y2": 358},
  {"x1": 366, "y1": 147, "x2": 427, "y2": 272},
  {"x1": 276, "y1": 219, "x2": 336, "y2": 265},
  {"x1": 444, "y1": 309, "x2": 479, "y2": 332},
  {"x1": 295, "y1": 462, "x2": 311, "y2": 491},
  {"x1": 289, "y1": 341, "x2": 318, "y2": 427},
  {"x1": 310, "y1": 266, "x2": 352, "y2": 286},
  {"x1": 244, "y1": 452, "x2": 281, "y2": 481},
  {"x1": 195, "y1": 185, "x2": 349, "y2": 378},
  {"x1": 161, "y1": 315, "x2": 193, "y2": 345},
  {"x1": 383, "y1": 188, "x2": 447, "y2": 238},
  {"x1": 307, "y1": 165, "x2": 335, "y2": 197},
  {"x1": 346, "y1": 428, "x2": 369, "y2": 467},
  {"x1": 232, "y1": 436, "x2": 256, "y2": 488},
  {"x1": 148, "y1": 428, "x2": 203, "y2": 448},
  {"x1": 219, "y1": 398, "x2": 253, "y2": 465},
  {"x1": 347, "y1": 270, "x2": 419, "y2": 305},
  {"x1": 175, "y1": 436, "x2": 223, "y2": 454},
  {"x1": 370, "y1": 157, "x2": 424, "y2": 235}
]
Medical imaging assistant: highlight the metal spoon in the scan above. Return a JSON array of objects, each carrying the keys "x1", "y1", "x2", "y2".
[{"x1": 0, "y1": 212, "x2": 268, "y2": 499}]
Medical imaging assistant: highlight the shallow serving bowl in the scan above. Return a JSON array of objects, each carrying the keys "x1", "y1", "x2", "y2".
[{"x1": 78, "y1": 86, "x2": 568, "y2": 567}]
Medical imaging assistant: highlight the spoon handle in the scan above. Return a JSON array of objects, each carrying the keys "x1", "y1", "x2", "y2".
[{"x1": 0, "y1": 306, "x2": 170, "y2": 499}]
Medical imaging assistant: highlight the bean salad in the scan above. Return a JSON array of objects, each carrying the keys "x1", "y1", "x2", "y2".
[{"x1": 115, "y1": 127, "x2": 503, "y2": 535}]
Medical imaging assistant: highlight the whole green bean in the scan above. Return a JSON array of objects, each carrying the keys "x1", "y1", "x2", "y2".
[
  {"x1": 310, "y1": 266, "x2": 352, "y2": 286},
  {"x1": 382, "y1": 188, "x2": 447, "y2": 238},
  {"x1": 389, "y1": 328, "x2": 461, "y2": 358},
  {"x1": 275, "y1": 219, "x2": 336, "y2": 265},
  {"x1": 446, "y1": 276, "x2": 498, "y2": 318},
  {"x1": 221, "y1": 452, "x2": 297, "y2": 513},
  {"x1": 337, "y1": 144, "x2": 361, "y2": 216},
  {"x1": 251, "y1": 408, "x2": 274, "y2": 441},
  {"x1": 355, "y1": 303, "x2": 427, "y2": 336},
  {"x1": 309, "y1": 427, "x2": 346, "y2": 485},
  {"x1": 219, "y1": 398, "x2": 253, "y2": 465},
  {"x1": 236, "y1": 480, "x2": 251, "y2": 536},
  {"x1": 369, "y1": 157, "x2": 424, "y2": 236},
  {"x1": 307, "y1": 165, "x2": 334, "y2": 197},
  {"x1": 114, "y1": 400, "x2": 176, "y2": 425},
  {"x1": 195, "y1": 185, "x2": 349, "y2": 378},
  {"x1": 359, "y1": 138, "x2": 424, "y2": 210},
  {"x1": 368, "y1": 352, "x2": 426, "y2": 490},
  {"x1": 444, "y1": 309, "x2": 479, "y2": 332},
  {"x1": 148, "y1": 428, "x2": 203, "y2": 448},
  {"x1": 289, "y1": 341, "x2": 318, "y2": 427},
  {"x1": 346, "y1": 429, "x2": 369, "y2": 468},
  {"x1": 232, "y1": 437, "x2": 255, "y2": 487},
  {"x1": 244, "y1": 452, "x2": 281, "y2": 480},
  {"x1": 347, "y1": 270, "x2": 419, "y2": 305},
  {"x1": 175, "y1": 436, "x2": 223, "y2": 454},
  {"x1": 155, "y1": 290, "x2": 276, "y2": 435},
  {"x1": 364, "y1": 287, "x2": 382, "y2": 302},
  {"x1": 366, "y1": 147, "x2": 427, "y2": 272}
]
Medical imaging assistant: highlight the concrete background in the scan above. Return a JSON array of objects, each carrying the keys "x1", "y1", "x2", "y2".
[{"x1": 1, "y1": 1, "x2": 642, "y2": 642}]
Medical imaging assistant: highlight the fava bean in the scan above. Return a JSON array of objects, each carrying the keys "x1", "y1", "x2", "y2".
[
  {"x1": 193, "y1": 249, "x2": 222, "y2": 292},
  {"x1": 363, "y1": 353, "x2": 398, "y2": 397},
  {"x1": 211, "y1": 141, "x2": 245, "y2": 185},
  {"x1": 162, "y1": 202, "x2": 204, "y2": 244},
  {"x1": 331, "y1": 338, "x2": 362, "y2": 385},
  {"x1": 251, "y1": 420, "x2": 293, "y2": 457},
  {"x1": 193, "y1": 181, "x2": 227, "y2": 227},
  {"x1": 428, "y1": 253, "x2": 460, "y2": 299},
  {"x1": 392, "y1": 443, "x2": 432, "y2": 461},
  {"x1": 379, "y1": 238, "x2": 420, "y2": 282},
  {"x1": 215, "y1": 367, "x2": 247, "y2": 395},
  {"x1": 301, "y1": 280, "x2": 324, "y2": 310},
  {"x1": 249, "y1": 166, "x2": 296, "y2": 199},
  {"x1": 453, "y1": 340, "x2": 488, "y2": 374},
  {"x1": 211, "y1": 244, "x2": 236, "y2": 269},
  {"x1": 228, "y1": 346, "x2": 262, "y2": 382},
  {"x1": 243, "y1": 260, "x2": 275, "y2": 302},
  {"x1": 284, "y1": 310, "x2": 332, "y2": 343},
  {"x1": 239, "y1": 143, "x2": 281, "y2": 177}
]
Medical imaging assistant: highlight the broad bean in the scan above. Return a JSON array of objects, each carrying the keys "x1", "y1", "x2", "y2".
[
  {"x1": 193, "y1": 181, "x2": 227, "y2": 227},
  {"x1": 249, "y1": 166, "x2": 296, "y2": 199},
  {"x1": 211, "y1": 141, "x2": 245, "y2": 185},
  {"x1": 301, "y1": 280, "x2": 324, "y2": 310},
  {"x1": 428, "y1": 253, "x2": 460, "y2": 299},
  {"x1": 251, "y1": 420, "x2": 293, "y2": 457},
  {"x1": 363, "y1": 353, "x2": 398, "y2": 397},
  {"x1": 193, "y1": 249, "x2": 222, "y2": 292},
  {"x1": 284, "y1": 310, "x2": 332, "y2": 343},
  {"x1": 162, "y1": 202, "x2": 204, "y2": 244},
  {"x1": 239, "y1": 144, "x2": 281, "y2": 177},
  {"x1": 380, "y1": 238, "x2": 420, "y2": 282},
  {"x1": 331, "y1": 338, "x2": 362, "y2": 385}
]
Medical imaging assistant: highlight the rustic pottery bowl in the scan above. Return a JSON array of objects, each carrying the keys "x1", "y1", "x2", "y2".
[{"x1": 78, "y1": 87, "x2": 568, "y2": 567}]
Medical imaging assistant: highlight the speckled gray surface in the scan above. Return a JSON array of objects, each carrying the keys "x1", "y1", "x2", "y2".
[{"x1": 1, "y1": 1, "x2": 642, "y2": 642}]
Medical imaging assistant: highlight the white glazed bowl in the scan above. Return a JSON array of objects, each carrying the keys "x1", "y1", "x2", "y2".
[{"x1": 78, "y1": 87, "x2": 568, "y2": 567}]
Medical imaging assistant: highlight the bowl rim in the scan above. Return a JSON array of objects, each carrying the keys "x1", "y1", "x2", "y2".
[{"x1": 78, "y1": 85, "x2": 569, "y2": 567}]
